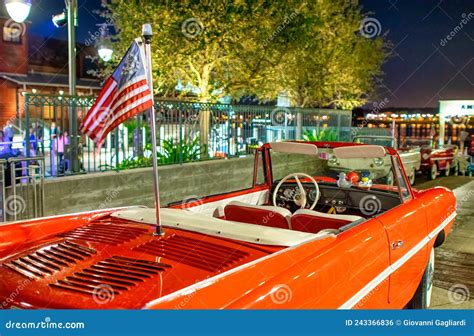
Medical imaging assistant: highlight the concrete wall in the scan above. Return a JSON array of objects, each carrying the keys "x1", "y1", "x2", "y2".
[
  {"x1": 42, "y1": 157, "x2": 257, "y2": 216},
  {"x1": 5, "y1": 153, "x2": 324, "y2": 218}
]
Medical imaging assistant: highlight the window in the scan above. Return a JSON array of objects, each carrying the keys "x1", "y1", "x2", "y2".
[
  {"x1": 392, "y1": 157, "x2": 411, "y2": 201},
  {"x1": 254, "y1": 149, "x2": 266, "y2": 186},
  {"x1": 3, "y1": 23, "x2": 23, "y2": 43}
]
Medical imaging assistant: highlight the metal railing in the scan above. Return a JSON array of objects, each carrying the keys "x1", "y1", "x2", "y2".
[
  {"x1": 18, "y1": 94, "x2": 353, "y2": 176},
  {"x1": 0, "y1": 157, "x2": 45, "y2": 222},
  {"x1": 0, "y1": 159, "x2": 6, "y2": 222}
]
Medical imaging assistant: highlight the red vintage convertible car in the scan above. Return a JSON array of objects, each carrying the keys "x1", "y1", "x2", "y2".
[
  {"x1": 0, "y1": 142, "x2": 456, "y2": 309},
  {"x1": 402, "y1": 138, "x2": 457, "y2": 180}
]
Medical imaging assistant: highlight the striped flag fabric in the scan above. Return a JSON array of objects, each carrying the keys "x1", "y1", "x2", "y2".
[{"x1": 80, "y1": 40, "x2": 153, "y2": 147}]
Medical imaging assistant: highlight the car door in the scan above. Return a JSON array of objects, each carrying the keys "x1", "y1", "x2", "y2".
[{"x1": 377, "y1": 156, "x2": 429, "y2": 307}]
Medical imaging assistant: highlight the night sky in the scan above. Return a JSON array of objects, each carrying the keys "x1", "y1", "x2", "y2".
[
  {"x1": 361, "y1": 0, "x2": 473, "y2": 108},
  {"x1": 26, "y1": 0, "x2": 103, "y2": 42},
  {"x1": 23, "y1": 0, "x2": 474, "y2": 108}
]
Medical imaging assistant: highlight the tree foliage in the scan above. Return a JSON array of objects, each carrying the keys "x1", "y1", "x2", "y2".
[
  {"x1": 273, "y1": 0, "x2": 387, "y2": 109},
  {"x1": 100, "y1": 0, "x2": 387, "y2": 107}
]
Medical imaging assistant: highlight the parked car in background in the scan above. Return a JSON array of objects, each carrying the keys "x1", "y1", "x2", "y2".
[
  {"x1": 0, "y1": 142, "x2": 456, "y2": 309},
  {"x1": 402, "y1": 139, "x2": 457, "y2": 180},
  {"x1": 353, "y1": 135, "x2": 421, "y2": 185}
]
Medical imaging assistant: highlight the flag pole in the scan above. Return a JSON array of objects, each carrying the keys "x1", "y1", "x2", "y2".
[{"x1": 142, "y1": 23, "x2": 164, "y2": 236}]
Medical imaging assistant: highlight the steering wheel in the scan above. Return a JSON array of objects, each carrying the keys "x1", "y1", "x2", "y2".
[{"x1": 272, "y1": 173, "x2": 320, "y2": 210}]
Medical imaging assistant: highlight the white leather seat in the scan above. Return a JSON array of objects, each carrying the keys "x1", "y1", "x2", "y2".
[
  {"x1": 224, "y1": 201, "x2": 292, "y2": 229},
  {"x1": 292, "y1": 209, "x2": 363, "y2": 233}
]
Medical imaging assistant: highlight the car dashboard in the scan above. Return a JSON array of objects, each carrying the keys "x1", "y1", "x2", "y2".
[{"x1": 272, "y1": 181, "x2": 402, "y2": 216}]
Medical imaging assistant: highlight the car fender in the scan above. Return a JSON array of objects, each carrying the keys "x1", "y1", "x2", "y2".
[{"x1": 415, "y1": 187, "x2": 456, "y2": 238}]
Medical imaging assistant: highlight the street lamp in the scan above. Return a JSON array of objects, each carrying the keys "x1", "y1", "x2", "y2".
[
  {"x1": 96, "y1": 23, "x2": 114, "y2": 62},
  {"x1": 5, "y1": 0, "x2": 31, "y2": 23},
  {"x1": 51, "y1": 0, "x2": 76, "y2": 95},
  {"x1": 51, "y1": 10, "x2": 67, "y2": 28},
  {"x1": 98, "y1": 45, "x2": 113, "y2": 62}
]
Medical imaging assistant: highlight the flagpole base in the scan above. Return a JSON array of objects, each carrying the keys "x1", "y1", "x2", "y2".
[{"x1": 153, "y1": 226, "x2": 165, "y2": 237}]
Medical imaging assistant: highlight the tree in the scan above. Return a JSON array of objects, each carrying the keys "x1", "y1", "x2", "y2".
[
  {"x1": 273, "y1": 0, "x2": 387, "y2": 109},
  {"x1": 100, "y1": 0, "x2": 386, "y2": 107},
  {"x1": 102, "y1": 0, "x2": 297, "y2": 102}
]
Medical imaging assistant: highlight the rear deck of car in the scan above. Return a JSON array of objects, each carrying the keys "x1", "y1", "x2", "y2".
[{"x1": 0, "y1": 213, "x2": 282, "y2": 309}]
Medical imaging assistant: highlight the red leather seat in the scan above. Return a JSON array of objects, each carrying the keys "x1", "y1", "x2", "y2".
[
  {"x1": 224, "y1": 201, "x2": 291, "y2": 229},
  {"x1": 291, "y1": 209, "x2": 363, "y2": 233}
]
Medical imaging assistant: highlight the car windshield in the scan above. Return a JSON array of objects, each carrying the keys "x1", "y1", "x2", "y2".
[
  {"x1": 401, "y1": 138, "x2": 432, "y2": 148},
  {"x1": 268, "y1": 145, "x2": 409, "y2": 198},
  {"x1": 353, "y1": 136, "x2": 395, "y2": 148}
]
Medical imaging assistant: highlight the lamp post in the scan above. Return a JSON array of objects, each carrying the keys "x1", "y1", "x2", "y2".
[
  {"x1": 66, "y1": 0, "x2": 76, "y2": 96},
  {"x1": 68, "y1": 0, "x2": 79, "y2": 172},
  {"x1": 51, "y1": 2, "x2": 77, "y2": 93},
  {"x1": 52, "y1": 0, "x2": 78, "y2": 170},
  {"x1": 4, "y1": 0, "x2": 31, "y2": 23}
]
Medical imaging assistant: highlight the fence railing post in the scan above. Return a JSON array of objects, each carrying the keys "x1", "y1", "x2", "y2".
[
  {"x1": 199, "y1": 107, "x2": 210, "y2": 159},
  {"x1": 296, "y1": 110, "x2": 303, "y2": 140},
  {"x1": 25, "y1": 94, "x2": 30, "y2": 158},
  {"x1": 115, "y1": 127, "x2": 119, "y2": 172},
  {"x1": 69, "y1": 96, "x2": 79, "y2": 173},
  {"x1": 0, "y1": 160, "x2": 5, "y2": 223},
  {"x1": 6, "y1": 157, "x2": 45, "y2": 222}
]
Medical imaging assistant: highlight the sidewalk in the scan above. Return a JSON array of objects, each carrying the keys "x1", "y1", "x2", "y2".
[{"x1": 430, "y1": 180, "x2": 474, "y2": 309}]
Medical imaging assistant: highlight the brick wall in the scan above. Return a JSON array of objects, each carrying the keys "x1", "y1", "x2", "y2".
[
  {"x1": 0, "y1": 18, "x2": 28, "y2": 75},
  {"x1": 0, "y1": 79, "x2": 17, "y2": 126}
]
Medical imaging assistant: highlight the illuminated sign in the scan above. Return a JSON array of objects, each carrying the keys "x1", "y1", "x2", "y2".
[{"x1": 439, "y1": 100, "x2": 474, "y2": 117}]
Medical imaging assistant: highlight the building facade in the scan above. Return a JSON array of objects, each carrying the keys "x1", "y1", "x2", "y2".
[{"x1": 0, "y1": 15, "x2": 101, "y2": 127}]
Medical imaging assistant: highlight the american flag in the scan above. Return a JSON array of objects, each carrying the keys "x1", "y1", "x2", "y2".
[{"x1": 80, "y1": 40, "x2": 153, "y2": 146}]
